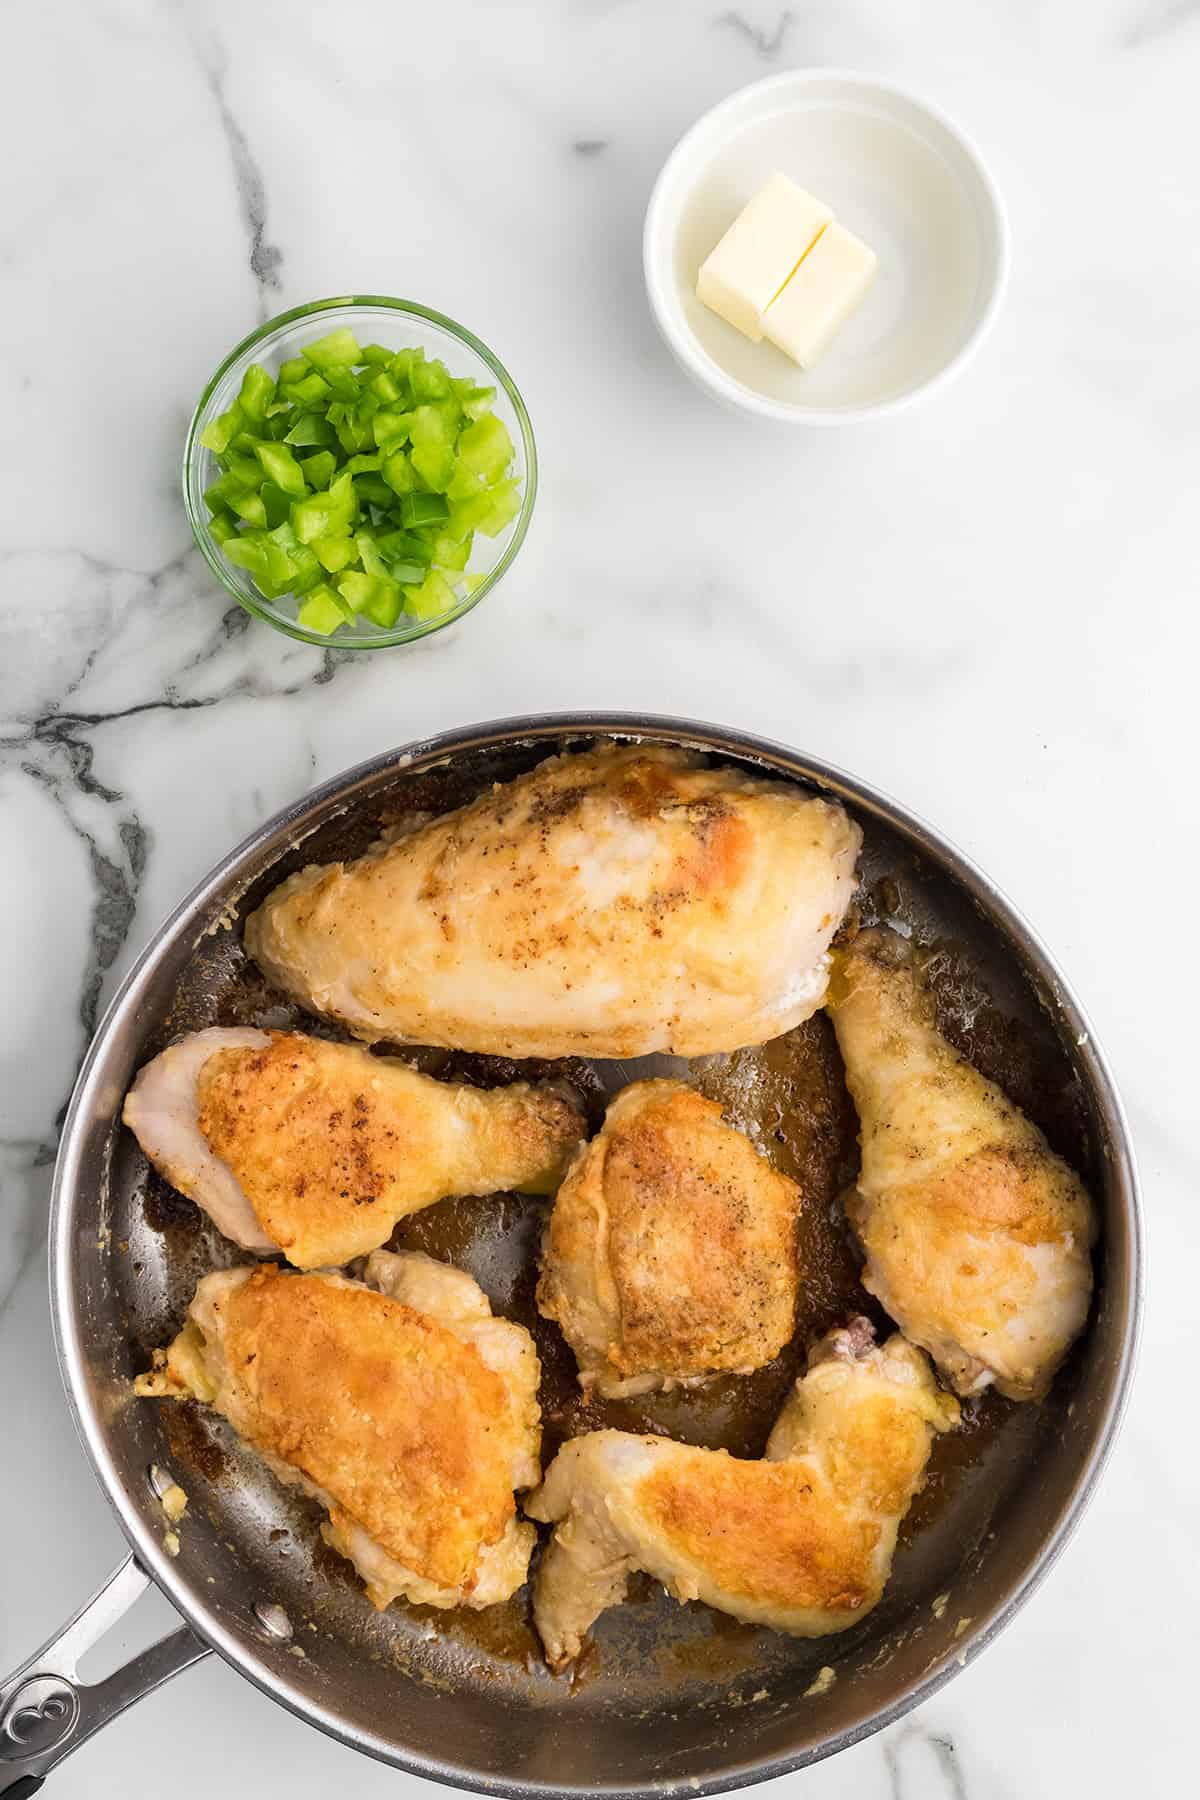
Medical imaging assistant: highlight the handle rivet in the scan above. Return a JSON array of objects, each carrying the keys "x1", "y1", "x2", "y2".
[
  {"x1": 147, "y1": 1463, "x2": 174, "y2": 1499},
  {"x1": 252, "y1": 1602, "x2": 292, "y2": 1641}
]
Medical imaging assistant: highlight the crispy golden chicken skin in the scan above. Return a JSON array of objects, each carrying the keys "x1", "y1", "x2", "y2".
[
  {"x1": 538, "y1": 1080, "x2": 801, "y2": 1395},
  {"x1": 136, "y1": 1255, "x2": 540, "y2": 1609},
  {"x1": 525, "y1": 1318, "x2": 958, "y2": 1668},
  {"x1": 828, "y1": 928, "x2": 1097, "y2": 1401},
  {"x1": 244, "y1": 746, "x2": 862, "y2": 1059},
  {"x1": 122, "y1": 1027, "x2": 583, "y2": 1268}
]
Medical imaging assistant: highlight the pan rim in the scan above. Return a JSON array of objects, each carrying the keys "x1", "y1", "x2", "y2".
[{"x1": 49, "y1": 710, "x2": 1144, "y2": 1797}]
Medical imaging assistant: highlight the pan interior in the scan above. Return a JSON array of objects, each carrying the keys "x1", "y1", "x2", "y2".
[{"x1": 62, "y1": 728, "x2": 1130, "y2": 1794}]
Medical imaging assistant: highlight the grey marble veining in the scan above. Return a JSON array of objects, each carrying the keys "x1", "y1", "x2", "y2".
[
  {"x1": 1120, "y1": 0, "x2": 1200, "y2": 49},
  {"x1": 174, "y1": 7, "x2": 285, "y2": 317},
  {"x1": 714, "y1": 10, "x2": 796, "y2": 59},
  {"x1": 0, "y1": 0, "x2": 1195, "y2": 1795}
]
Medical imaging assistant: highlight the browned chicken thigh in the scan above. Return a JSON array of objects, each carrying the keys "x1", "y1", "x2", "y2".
[
  {"x1": 136, "y1": 1253, "x2": 541, "y2": 1610},
  {"x1": 538, "y1": 1080, "x2": 801, "y2": 1395}
]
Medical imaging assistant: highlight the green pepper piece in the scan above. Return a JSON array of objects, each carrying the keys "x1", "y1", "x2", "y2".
[
  {"x1": 411, "y1": 442, "x2": 456, "y2": 492},
  {"x1": 374, "y1": 410, "x2": 414, "y2": 452},
  {"x1": 389, "y1": 346, "x2": 420, "y2": 385},
  {"x1": 431, "y1": 529, "x2": 473, "y2": 571},
  {"x1": 353, "y1": 530, "x2": 387, "y2": 578},
  {"x1": 448, "y1": 414, "x2": 514, "y2": 497},
  {"x1": 409, "y1": 404, "x2": 454, "y2": 449},
  {"x1": 208, "y1": 512, "x2": 238, "y2": 545},
  {"x1": 299, "y1": 450, "x2": 337, "y2": 488},
  {"x1": 261, "y1": 536, "x2": 298, "y2": 591},
  {"x1": 402, "y1": 569, "x2": 457, "y2": 620},
  {"x1": 353, "y1": 474, "x2": 395, "y2": 507},
  {"x1": 290, "y1": 546, "x2": 322, "y2": 595},
  {"x1": 228, "y1": 489, "x2": 268, "y2": 528},
  {"x1": 223, "y1": 531, "x2": 271, "y2": 580},
  {"x1": 279, "y1": 371, "x2": 331, "y2": 407},
  {"x1": 383, "y1": 559, "x2": 427, "y2": 584},
  {"x1": 324, "y1": 366, "x2": 363, "y2": 403},
  {"x1": 278, "y1": 356, "x2": 308, "y2": 384},
  {"x1": 345, "y1": 453, "x2": 382, "y2": 474},
  {"x1": 284, "y1": 412, "x2": 335, "y2": 448},
  {"x1": 297, "y1": 582, "x2": 353, "y2": 635},
  {"x1": 400, "y1": 492, "x2": 450, "y2": 528},
  {"x1": 367, "y1": 370, "x2": 402, "y2": 403},
  {"x1": 291, "y1": 470, "x2": 357, "y2": 544},
  {"x1": 453, "y1": 477, "x2": 521, "y2": 538},
  {"x1": 376, "y1": 527, "x2": 432, "y2": 565},
  {"x1": 223, "y1": 450, "x2": 264, "y2": 488},
  {"x1": 255, "y1": 442, "x2": 307, "y2": 497},
  {"x1": 313, "y1": 533, "x2": 356, "y2": 574},
  {"x1": 301, "y1": 327, "x2": 363, "y2": 372},
  {"x1": 334, "y1": 414, "x2": 372, "y2": 457},
  {"x1": 452, "y1": 381, "x2": 497, "y2": 421},
  {"x1": 410, "y1": 357, "x2": 452, "y2": 402},
  {"x1": 200, "y1": 402, "x2": 245, "y2": 454},
  {"x1": 337, "y1": 570, "x2": 403, "y2": 628},
  {"x1": 203, "y1": 475, "x2": 239, "y2": 514},
  {"x1": 259, "y1": 481, "x2": 293, "y2": 529},
  {"x1": 360, "y1": 343, "x2": 393, "y2": 366},
  {"x1": 263, "y1": 528, "x2": 321, "y2": 595},
  {"x1": 238, "y1": 362, "x2": 276, "y2": 423}
]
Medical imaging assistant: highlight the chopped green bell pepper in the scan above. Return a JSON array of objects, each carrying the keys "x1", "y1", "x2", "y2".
[
  {"x1": 199, "y1": 402, "x2": 245, "y2": 454},
  {"x1": 202, "y1": 329, "x2": 520, "y2": 629},
  {"x1": 297, "y1": 582, "x2": 353, "y2": 635},
  {"x1": 238, "y1": 362, "x2": 276, "y2": 423},
  {"x1": 284, "y1": 413, "x2": 335, "y2": 448},
  {"x1": 401, "y1": 491, "x2": 450, "y2": 527},
  {"x1": 337, "y1": 569, "x2": 403, "y2": 627},
  {"x1": 299, "y1": 450, "x2": 337, "y2": 488},
  {"x1": 402, "y1": 569, "x2": 457, "y2": 619},
  {"x1": 302, "y1": 328, "x2": 362, "y2": 371},
  {"x1": 255, "y1": 442, "x2": 307, "y2": 497}
]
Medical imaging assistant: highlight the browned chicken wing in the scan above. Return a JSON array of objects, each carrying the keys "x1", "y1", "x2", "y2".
[{"x1": 525, "y1": 1318, "x2": 958, "y2": 1667}]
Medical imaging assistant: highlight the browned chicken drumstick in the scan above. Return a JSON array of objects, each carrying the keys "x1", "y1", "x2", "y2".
[{"x1": 828, "y1": 927, "x2": 1097, "y2": 1401}]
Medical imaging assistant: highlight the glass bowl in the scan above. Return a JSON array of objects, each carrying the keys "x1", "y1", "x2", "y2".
[{"x1": 183, "y1": 296, "x2": 537, "y2": 648}]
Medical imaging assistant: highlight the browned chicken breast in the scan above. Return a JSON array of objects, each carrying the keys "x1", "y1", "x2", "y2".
[
  {"x1": 538, "y1": 1080, "x2": 801, "y2": 1396},
  {"x1": 136, "y1": 1253, "x2": 541, "y2": 1609},
  {"x1": 525, "y1": 1318, "x2": 958, "y2": 1668},
  {"x1": 244, "y1": 745, "x2": 862, "y2": 1059},
  {"x1": 122, "y1": 1027, "x2": 583, "y2": 1268},
  {"x1": 828, "y1": 928, "x2": 1097, "y2": 1401}
]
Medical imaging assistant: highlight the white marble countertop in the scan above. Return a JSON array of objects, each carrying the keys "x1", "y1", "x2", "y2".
[{"x1": 1, "y1": 1, "x2": 1194, "y2": 1794}]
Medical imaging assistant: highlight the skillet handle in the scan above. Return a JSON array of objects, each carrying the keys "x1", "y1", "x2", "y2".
[{"x1": 0, "y1": 1555, "x2": 209, "y2": 1793}]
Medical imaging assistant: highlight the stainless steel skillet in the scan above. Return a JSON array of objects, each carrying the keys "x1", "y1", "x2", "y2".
[{"x1": 1, "y1": 713, "x2": 1142, "y2": 1797}]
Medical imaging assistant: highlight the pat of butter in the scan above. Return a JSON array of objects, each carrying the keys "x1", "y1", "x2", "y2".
[
  {"x1": 697, "y1": 174, "x2": 832, "y2": 343},
  {"x1": 762, "y1": 221, "x2": 878, "y2": 369}
]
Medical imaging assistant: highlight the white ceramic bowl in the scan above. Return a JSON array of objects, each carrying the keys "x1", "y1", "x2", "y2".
[{"x1": 644, "y1": 71, "x2": 1009, "y2": 424}]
